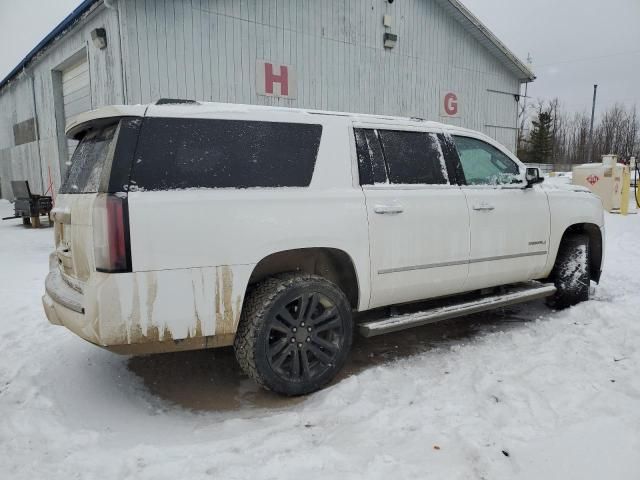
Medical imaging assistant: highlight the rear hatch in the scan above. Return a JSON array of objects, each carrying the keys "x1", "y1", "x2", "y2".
[{"x1": 52, "y1": 116, "x2": 141, "y2": 289}]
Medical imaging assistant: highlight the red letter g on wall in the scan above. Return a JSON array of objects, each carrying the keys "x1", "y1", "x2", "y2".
[{"x1": 444, "y1": 92, "x2": 458, "y2": 116}]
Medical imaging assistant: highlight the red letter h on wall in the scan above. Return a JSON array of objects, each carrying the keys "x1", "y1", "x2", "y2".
[{"x1": 264, "y1": 63, "x2": 289, "y2": 96}]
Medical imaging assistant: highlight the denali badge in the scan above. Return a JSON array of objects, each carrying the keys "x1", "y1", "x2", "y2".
[{"x1": 528, "y1": 240, "x2": 547, "y2": 246}]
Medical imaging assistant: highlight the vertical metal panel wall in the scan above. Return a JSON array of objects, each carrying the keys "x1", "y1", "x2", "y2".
[
  {"x1": 0, "y1": 0, "x2": 524, "y2": 200},
  {"x1": 120, "y1": 0, "x2": 521, "y2": 149},
  {"x1": 0, "y1": 4, "x2": 124, "y2": 199}
]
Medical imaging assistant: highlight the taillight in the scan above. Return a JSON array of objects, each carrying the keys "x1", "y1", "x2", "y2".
[{"x1": 93, "y1": 193, "x2": 131, "y2": 273}]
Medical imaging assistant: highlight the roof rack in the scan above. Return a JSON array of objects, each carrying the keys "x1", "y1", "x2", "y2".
[{"x1": 155, "y1": 98, "x2": 199, "y2": 105}]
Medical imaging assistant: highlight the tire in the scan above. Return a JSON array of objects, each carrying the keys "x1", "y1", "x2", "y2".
[
  {"x1": 547, "y1": 234, "x2": 590, "y2": 309},
  {"x1": 234, "y1": 273, "x2": 353, "y2": 396}
]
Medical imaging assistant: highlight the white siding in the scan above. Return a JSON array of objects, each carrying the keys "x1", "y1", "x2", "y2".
[
  {"x1": 120, "y1": 0, "x2": 521, "y2": 150},
  {"x1": 484, "y1": 90, "x2": 519, "y2": 151},
  {"x1": 0, "y1": 0, "x2": 524, "y2": 199},
  {"x1": 0, "y1": 4, "x2": 124, "y2": 199},
  {"x1": 0, "y1": 79, "x2": 41, "y2": 199}
]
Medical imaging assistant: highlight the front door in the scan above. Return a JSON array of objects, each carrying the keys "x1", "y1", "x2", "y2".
[
  {"x1": 354, "y1": 126, "x2": 471, "y2": 309},
  {"x1": 450, "y1": 134, "x2": 550, "y2": 290}
]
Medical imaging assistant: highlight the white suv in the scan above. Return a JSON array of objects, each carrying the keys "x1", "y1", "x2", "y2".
[{"x1": 43, "y1": 100, "x2": 605, "y2": 395}]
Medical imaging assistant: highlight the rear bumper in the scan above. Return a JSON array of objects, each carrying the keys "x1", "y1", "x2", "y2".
[
  {"x1": 42, "y1": 292, "x2": 92, "y2": 337},
  {"x1": 42, "y1": 262, "x2": 242, "y2": 354},
  {"x1": 44, "y1": 268, "x2": 84, "y2": 314},
  {"x1": 43, "y1": 267, "x2": 98, "y2": 345},
  {"x1": 43, "y1": 290, "x2": 232, "y2": 354}
]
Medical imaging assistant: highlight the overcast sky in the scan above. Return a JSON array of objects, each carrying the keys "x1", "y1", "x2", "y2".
[
  {"x1": 462, "y1": 0, "x2": 640, "y2": 116},
  {"x1": 1, "y1": 0, "x2": 639, "y2": 116},
  {"x1": 0, "y1": 0, "x2": 80, "y2": 78}
]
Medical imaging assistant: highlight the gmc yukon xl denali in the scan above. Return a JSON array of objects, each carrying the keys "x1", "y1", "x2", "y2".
[{"x1": 43, "y1": 100, "x2": 605, "y2": 395}]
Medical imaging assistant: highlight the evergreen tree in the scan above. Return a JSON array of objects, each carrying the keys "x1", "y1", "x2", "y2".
[{"x1": 528, "y1": 108, "x2": 554, "y2": 163}]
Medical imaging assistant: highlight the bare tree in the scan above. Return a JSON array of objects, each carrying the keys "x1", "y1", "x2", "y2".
[{"x1": 520, "y1": 100, "x2": 639, "y2": 169}]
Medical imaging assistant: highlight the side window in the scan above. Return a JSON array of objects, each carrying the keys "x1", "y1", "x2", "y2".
[
  {"x1": 377, "y1": 130, "x2": 448, "y2": 185},
  {"x1": 354, "y1": 128, "x2": 387, "y2": 185},
  {"x1": 130, "y1": 118, "x2": 322, "y2": 190},
  {"x1": 452, "y1": 136, "x2": 521, "y2": 185}
]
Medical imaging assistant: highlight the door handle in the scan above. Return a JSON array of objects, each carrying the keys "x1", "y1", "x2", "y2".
[
  {"x1": 374, "y1": 204, "x2": 404, "y2": 215},
  {"x1": 472, "y1": 203, "x2": 495, "y2": 211}
]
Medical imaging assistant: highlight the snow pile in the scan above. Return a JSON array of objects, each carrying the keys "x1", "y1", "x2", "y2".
[
  {"x1": 1, "y1": 199, "x2": 640, "y2": 479},
  {"x1": 542, "y1": 175, "x2": 591, "y2": 192}
]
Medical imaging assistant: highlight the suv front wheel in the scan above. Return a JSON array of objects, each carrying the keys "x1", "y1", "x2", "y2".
[
  {"x1": 234, "y1": 273, "x2": 353, "y2": 396},
  {"x1": 547, "y1": 234, "x2": 591, "y2": 309}
]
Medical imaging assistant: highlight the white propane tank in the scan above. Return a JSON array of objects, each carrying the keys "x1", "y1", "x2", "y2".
[
  {"x1": 573, "y1": 155, "x2": 624, "y2": 212},
  {"x1": 602, "y1": 154, "x2": 618, "y2": 168}
]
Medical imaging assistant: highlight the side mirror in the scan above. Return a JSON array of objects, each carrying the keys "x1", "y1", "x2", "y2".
[{"x1": 525, "y1": 167, "x2": 544, "y2": 188}]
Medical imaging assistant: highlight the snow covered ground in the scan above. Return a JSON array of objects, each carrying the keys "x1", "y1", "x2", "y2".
[{"x1": 1, "y1": 198, "x2": 639, "y2": 480}]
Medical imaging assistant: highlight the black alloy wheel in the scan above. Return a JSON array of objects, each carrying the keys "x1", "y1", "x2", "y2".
[
  {"x1": 234, "y1": 274, "x2": 353, "y2": 396},
  {"x1": 266, "y1": 291, "x2": 345, "y2": 382}
]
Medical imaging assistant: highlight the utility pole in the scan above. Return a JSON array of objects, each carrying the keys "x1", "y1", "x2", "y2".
[
  {"x1": 518, "y1": 53, "x2": 533, "y2": 154},
  {"x1": 587, "y1": 84, "x2": 598, "y2": 162},
  {"x1": 552, "y1": 99, "x2": 558, "y2": 166},
  {"x1": 518, "y1": 81, "x2": 529, "y2": 152}
]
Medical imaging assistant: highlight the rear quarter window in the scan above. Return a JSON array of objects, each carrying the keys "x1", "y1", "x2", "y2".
[{"x1": 129, "y1": 118, "x2": 323, "y2": 190}]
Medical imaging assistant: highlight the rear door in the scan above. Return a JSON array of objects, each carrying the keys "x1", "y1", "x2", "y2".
[
  {"x1": 450, "y1": 133, "x2": 550, "y2": 290},
  {"x1": 53, "y1": 118, "x2": 139, "y2": 285},
  {"x1": 355, "y1": 124, "x2": 471, "y2": 309}
]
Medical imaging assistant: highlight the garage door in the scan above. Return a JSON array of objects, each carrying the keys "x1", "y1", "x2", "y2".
[{"x1": 62, "y1": 58, "x2": 91, "y2": 162}]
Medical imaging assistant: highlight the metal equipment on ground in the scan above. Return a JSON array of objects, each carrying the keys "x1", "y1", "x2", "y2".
[{"x1": 1, "y1": 181, "x2": 53, "y2": 227}]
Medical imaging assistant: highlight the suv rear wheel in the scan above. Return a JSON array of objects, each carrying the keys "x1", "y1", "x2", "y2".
[
  {"x1": 547, "y1": 234, "x2": 591, "y2": 309},
  {"x1": 234, "y1": 273, "x2": 353, "y2": 396}
]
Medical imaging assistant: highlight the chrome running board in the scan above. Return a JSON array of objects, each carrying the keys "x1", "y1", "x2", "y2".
[{"x1": 359, "y1": 282, "x2": 557, "y2": 337}]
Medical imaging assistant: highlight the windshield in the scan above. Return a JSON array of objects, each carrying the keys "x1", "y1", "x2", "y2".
[{"x1": 60, "y1": 122, "x2": 119, "y2": 194}]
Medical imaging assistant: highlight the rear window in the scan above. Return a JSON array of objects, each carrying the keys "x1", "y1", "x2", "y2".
[
  {"x1": 129, "y1": 118, "x2": 323, "y2": 190},
  {"x1": 60, "y1": 123, "x2": 119, "y2": 194}
]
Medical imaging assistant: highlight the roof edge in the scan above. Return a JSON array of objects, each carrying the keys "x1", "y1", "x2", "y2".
[
  {"x1": 0, "y1": 0, "x2": 100, "y2": 92},
  {"x1": 443, "y1": 0, "x2": 536, "y2": 82}
]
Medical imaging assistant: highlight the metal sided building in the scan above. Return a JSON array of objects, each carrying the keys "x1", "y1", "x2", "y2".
[{"x1": 0, "y1": 0, "x2": 534, "y2": 200}]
